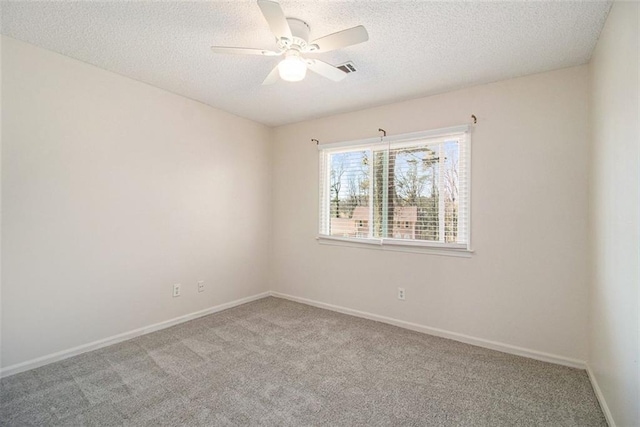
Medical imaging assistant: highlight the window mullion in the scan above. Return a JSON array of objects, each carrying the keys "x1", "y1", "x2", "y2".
[
  {"x1": 382, "y1": 148, "x2": 389, "y2": 239},
  {"x1": 438, "y1": 142, "x2": 445, "y2": 243},
  {"x1": 368, "y1": 150, "x2": 374, "y2": 239}
]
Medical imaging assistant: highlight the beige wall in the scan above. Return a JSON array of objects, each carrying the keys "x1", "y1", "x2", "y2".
[
  {"x1": 272, "y1": 65, "x2": 590, "y2": 362},
  {"x1": 588, "y1": 2, "x2": 640, "y2": 426},
  {"x1": 1, "y1": 37, "x2": 272, "y2": 368}
]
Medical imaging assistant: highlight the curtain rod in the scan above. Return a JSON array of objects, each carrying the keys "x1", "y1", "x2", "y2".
[{"x1": 312, "y1": 114, "x2": 477, "y2": 145}]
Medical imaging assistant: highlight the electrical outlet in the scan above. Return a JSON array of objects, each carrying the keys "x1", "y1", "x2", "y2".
[
  {"x1": 173, "y1": 284, "x2": 181, "y2": 297},
  {"x1": 197, "y1": 280, "x2": 205, "y2": 293},
  {"x1": 398, "y1": 287, "x2": 406, "y2": 301}
]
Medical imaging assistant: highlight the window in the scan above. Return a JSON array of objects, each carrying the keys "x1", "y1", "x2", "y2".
[{"x1": 318, "y1": 125, "x2": 470, "y2": 253}]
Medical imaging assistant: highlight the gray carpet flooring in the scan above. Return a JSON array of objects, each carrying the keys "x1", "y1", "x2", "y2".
[{"x1": 1, "y1": 297, "x2": 606, "y2": 426}]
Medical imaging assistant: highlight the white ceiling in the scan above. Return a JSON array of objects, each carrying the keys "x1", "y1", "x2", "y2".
[{"x1": 1, "y1": 1, "x2": 611, "y2": 127}]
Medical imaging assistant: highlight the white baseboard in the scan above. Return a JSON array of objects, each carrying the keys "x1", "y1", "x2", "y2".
[
  {"x1": 586, "y1": 364, "x2": 616, "y2": 427},
  {"x1": 270, "y1": 291, "x2": 586, "y2": 370},
  {"x1": 0, "y1": 290, "x2": 589, "y2": 380},
  {"x1": 0, "y1": 291, "x2": 271, "y2": 378}
]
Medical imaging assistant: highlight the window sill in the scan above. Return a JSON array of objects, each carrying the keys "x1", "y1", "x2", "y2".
[{"x1": 316, "y1": 235, "x2": 474, "y2": 258}]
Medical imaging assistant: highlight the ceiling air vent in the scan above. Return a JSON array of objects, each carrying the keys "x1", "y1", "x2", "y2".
[{"x1": 337, "y1": 62, "x2": 357, "y2": 74}]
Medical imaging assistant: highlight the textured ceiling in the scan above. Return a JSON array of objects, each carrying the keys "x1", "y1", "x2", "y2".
[{"x1": 1, "y1": 1, "x2": 611, "y2": 127}]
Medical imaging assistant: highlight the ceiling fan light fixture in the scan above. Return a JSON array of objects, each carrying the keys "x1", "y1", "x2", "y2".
[
  {"x1": 278, "y1": 53, "x2": 307, "y2": 82},
  {"x1": 211, "y1": 0, "x2": 369, "y2": 85}
]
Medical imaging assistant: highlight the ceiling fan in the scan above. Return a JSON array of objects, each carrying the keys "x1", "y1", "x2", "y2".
[{"x1": 210, "y1": 0, "x2": 369, "y2": 85}]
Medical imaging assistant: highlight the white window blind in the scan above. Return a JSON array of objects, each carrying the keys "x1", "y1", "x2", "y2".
[{"x1": 319, "y1": 126, "x2": 470, "y2": 252}]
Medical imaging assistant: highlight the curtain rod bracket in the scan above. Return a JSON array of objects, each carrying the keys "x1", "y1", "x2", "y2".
[
  {"x1": 378, "y1": 128, "x2": 386, "y2": 138},
  {"x1": 471, "y1": 114, "x2": 477, "y2": 124},
  {"x1": 311, "y1": 139, "x2": 319, "y2": 145}
]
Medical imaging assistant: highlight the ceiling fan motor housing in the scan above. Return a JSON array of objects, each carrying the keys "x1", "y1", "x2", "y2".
[{"x1": 279, "y1": 18, "x2": 316, "y2": 51}]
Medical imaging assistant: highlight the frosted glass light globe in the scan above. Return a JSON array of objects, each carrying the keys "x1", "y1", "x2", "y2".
[{"x1": 278, "y1": 54, "x2": 307, "y2": 82}]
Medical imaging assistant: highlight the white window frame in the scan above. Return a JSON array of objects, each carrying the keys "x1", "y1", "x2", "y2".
[{"x1": 317, "y1": 125, "x2": 473, "y2": 257}]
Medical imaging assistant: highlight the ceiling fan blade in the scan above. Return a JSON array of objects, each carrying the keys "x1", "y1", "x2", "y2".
[
  {"x1": 262, "y1": 65, "x2": 280, "y2": 85},
  {"x1": 310, "y1": 25, "x2": 369, "y2": 52},
  {"x1": 257, "y1": 0, "x2": 292, "y2": 41},
  {"x1": 211, "y1": 46, "x2": 280, "y2": 56},
  {"x1": 307, "y1": 60, "x2": 347, "y2": 82}
]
